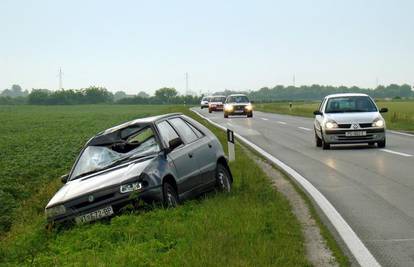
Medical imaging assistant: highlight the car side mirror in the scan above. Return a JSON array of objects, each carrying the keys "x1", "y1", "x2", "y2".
[
  {"x1": 380, "y1": 107, "x2": 388, "y2": 113},
  {"x1": 167, "y1": 137, "x2": 183, "y2": 153},
  {"x1": 313, "y1": 110, "x2": 323, "y2": 116},
  {"x1": 61, "y1": 174, "x2": 69, "y2": 184}
]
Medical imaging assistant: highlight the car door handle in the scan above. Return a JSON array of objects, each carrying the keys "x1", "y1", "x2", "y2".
[{"x1": 188, "y1": 153, "x2": 193, "y2": 158}]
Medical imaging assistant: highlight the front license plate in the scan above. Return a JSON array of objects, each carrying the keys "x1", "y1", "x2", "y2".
[
  {"x1": 234, "y1": 110, "x2": 244, "y2": 113},
  {"x1": 75, "y1": 206, "x2": 114, "y2": 224},
  {"x1": 345, "y1": 131, "x2": 366, "y2": 137}
]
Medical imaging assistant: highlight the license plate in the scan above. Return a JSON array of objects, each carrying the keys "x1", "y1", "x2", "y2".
[
  {"x1": 75, "y1": 206, "x2": 114, "y2": 224},
  {"x1": 345, "y1": 131, "x2": 366, "y2": 137},
  {"x1": 234, "y1": 110, "x2": 244, "y2": 113}
]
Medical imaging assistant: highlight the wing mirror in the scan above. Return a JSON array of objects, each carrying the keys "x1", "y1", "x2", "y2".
[
  {"x1": 313, "y1": 110, "x2": 323, "y2": 116},
  {"x1": 61, "y1": 174, "x2": 69, "y2": 184},
  {"x1": 380, "y1": 107, "x2": 388, "y2": 113},
  {"x1": 166, "y1": 137, "x2": 183, "y2": 153}
]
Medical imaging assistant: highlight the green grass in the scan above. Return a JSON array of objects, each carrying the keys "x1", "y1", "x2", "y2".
[
  {"x1": 255, "y1": 100, "x2": 414, "y2": 131},
  {"x1": 0, "y1": 105, "x2": 313, "y2": 266}
]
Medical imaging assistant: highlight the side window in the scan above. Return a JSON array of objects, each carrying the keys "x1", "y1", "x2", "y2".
[
  {"x1": 186, "y1": 121, "x2": 204, "y2": 138},
  {"x1": 169, "y1": 118, "x2": 198, "y2": 144},
  {"x1": 319, "y1": 98, "x2": 326, "y2": 112},
  {"x1": 156, "y1": 121, "x2": 179, "y2": 147}
]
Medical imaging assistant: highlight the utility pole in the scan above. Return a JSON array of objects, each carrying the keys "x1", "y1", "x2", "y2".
[
  {"x1": 58, "y1": 67, "x2": 63, "y2": 90},
  {"x1": 293, "y1": 74, "x2": 296, "y2": 87},
  {"x1": 185, "y1": 72, "x2": 189, "y2": 95},
  {"x1": 376, "y1": 77, "x2": 379, "y2": 88}
]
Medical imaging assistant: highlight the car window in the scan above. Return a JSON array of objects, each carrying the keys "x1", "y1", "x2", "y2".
[
  {"x1": 169, "y1": 118, "x2": 198, "y2": 144},
  {"x1": 319, "y1": 98, "x2": 326, "y2": 112},
  {"x1": 325, "y1": 96, "x2": 377, "y2": 113},
  {"x1": 186, "y1": 121, "x2": 204, "y2": 138},
  {"x1": 156, "y1": 121, "x2": 180, "y2": 147},
  {"x1": 226, "y1": 95, "x2": 249, "y2": 103}
]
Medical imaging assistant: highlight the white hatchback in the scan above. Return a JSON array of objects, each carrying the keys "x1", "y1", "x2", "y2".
[{"x1": 313, "y1": 93, "x2": 388, "y2": 149}]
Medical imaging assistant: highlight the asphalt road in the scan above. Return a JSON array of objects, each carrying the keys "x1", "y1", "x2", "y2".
[{"x1": 195, "y1": 108, "x2": 414, "y2": 267}]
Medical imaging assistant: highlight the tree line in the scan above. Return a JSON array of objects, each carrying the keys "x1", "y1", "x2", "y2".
[{"x1": 1, "y1": 83, "x2": 413, "y2": 105}]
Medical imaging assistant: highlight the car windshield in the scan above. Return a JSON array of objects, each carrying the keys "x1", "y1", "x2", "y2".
[
  {"x1": 70, "y1": 127, "x2": 160, "y2": 180},
  {"x1": 227, "y1": 95, "x2": 249, "y2": 103},
  {"x1": 325, "y1": 96, "x2": 377, "y2": 113},
  {"x1": 211, "y1": 96, "x2": 226, "y2": 102},
  {"x1": 202, "y1": 97, "x2": 209, "y2": 101}
]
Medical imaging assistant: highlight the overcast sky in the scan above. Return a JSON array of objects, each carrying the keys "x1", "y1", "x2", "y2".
[{"x1": 0, "y1": 0, "x2": 413, "y2": 95}]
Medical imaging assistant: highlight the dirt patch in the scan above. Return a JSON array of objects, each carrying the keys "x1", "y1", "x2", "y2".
[{"x1": 245, "y1": 148, "x2": 339, "y2": 267}]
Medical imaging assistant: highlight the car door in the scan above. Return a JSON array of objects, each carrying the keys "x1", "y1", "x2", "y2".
[
  {"x1": 156, "y1": 120, "x2": 201, "y2": 194},
  {"x1": 168, "y1": 117, "x2": 212, "y2": 188},
  {"x1": 315, "y1": 98, "x2": 326, "y2": 134}
]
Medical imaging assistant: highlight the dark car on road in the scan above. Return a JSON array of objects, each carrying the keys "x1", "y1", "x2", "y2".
[
  {"x1": 224, "y1": 94, "x2": 253, "y2": 118},
  {"x1": 45, "y1": 113, "x2": 232, "y2": 225}
]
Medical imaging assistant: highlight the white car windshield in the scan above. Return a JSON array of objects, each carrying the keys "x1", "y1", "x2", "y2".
[
  {"x1": 325, "y1": 96, "x2": 377, "y2": 113},
  {"x1": 70, "y1": 128, "x2": 160, "y2": 180},
  {"x1": 227, "y1": 95, "x2": 249, "y2": 103}
]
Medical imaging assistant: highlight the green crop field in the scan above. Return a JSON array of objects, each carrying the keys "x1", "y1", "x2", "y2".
[
  {"x1": 0, "y1": 105, "x2": 342, "y2": 266},
  {"x1": 255, "y1": 100, "x2": 414, "y2": 132}
]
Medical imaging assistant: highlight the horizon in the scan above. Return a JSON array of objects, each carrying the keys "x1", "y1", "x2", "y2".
[{"x1": 1, "y1": 0, "x2": 413, "y2": 95}]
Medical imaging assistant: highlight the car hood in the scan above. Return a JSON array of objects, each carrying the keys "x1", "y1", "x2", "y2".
[
  {"x1": 46, "y1": 157, "x2": 153, "y2": 208},
  {"x1": 227, "y1": 102, "x2": 250, "y2": 106},
  {"x1": 325, "y1": 112, "x2": 381, "y2": 123}
]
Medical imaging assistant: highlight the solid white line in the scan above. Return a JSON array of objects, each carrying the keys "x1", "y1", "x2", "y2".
[
  {"x1": 389, "y1": 130, "x2": 414, "y2": 137},
  {"x1": 380, "y1": 149, "x2": 413, "y2": 157},
  {"x1": 298, "y1": 127, "x2": 312, "y2": 131},
  {"x1": 261, "y1": 118, "x2": 269, "y2": 121},
  {"x1": 192, "y1": 108, "x2": 380, "y2": 267},
  {"x1": 277, "y1": 121, "x2": 287, "y2": 125}
]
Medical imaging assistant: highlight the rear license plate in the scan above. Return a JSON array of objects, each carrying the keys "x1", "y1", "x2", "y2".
[
  {"x1": 75, "y1": 206, "x2": 114, "y2": 224},
  {"x1": 345, "y1": 131, "x2": 366, "y2": 137}
]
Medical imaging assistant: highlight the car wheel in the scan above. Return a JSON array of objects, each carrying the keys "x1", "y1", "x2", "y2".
[
  {"x1": 315, "y1": 132, "x2": 322, "y2": 147},
  {"x1": 224, "y1": 113, "x2": 228, "y2": 118},
  {"x1": 322, "y1": 138, "x2": 330, "y2": 150},
  {"x1": 163, "y1": 182, "x2": 179, "y2": 208},
  {"x1": 377, "y1": 139, "x2": 386, "y2": 148},
  {"x1": 209, "y1": 109, "x2": 212, "y2": 113},
  {"x1": 216, "y1": 164, "x2": 231, "y2": 192},
  {"x1": 247, "y1": 112, "x2": 253, "y2": 118}
]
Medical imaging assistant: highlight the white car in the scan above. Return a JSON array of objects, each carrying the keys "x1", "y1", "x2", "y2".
[
  {"x1": 200, "y1": 96, "x2": 212, "y2": 109},
  {"x1": 224, "y1": 94, "x2": 253, "y2": 118},
  {"x1": 313, "y1": 93, "x2": 388, "y2": 149}
]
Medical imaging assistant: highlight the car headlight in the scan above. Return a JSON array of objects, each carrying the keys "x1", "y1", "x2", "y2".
[
  {"x1": 225, "y1": 104, "x2": 234, "y2": 111},
  {"x1": 120, "y1": 182, "x2": 143, "y2": 194},
  {"x1": 325, "y1": 121, "x2": 338, "y2": 129},
  {"x1": 245, "y1": 104, "x2": 253, "y2": 111},
  {"x1": 372, "y1": 118, "x2": 385, "y2": 128},
  {"x1": 45, "y1": 205, "x2": 66, "y2": 218}
]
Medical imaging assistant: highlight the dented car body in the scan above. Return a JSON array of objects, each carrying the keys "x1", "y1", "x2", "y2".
[{"x1": 45, "y1": 113, "x2": 232, "y2": 225}]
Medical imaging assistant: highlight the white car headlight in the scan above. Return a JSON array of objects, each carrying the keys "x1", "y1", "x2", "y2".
[
  {"x1": 225, "y1": 104, "x2": 234, "y2": 111},
  {"x1": 120, "y1": 182, "x2": 143, "y2": 194},
  {"x1": 245, "y1": 104, "x2": 253, "y2": 111},
  {"x1": 372, "y1": 118, "x2": 385, "y2": 128},
  {"x1": 325, "y1": 121, "x2": 338, "y2": 129},
  {"x1": 45, "y1": 205, "x2": 66, "y2": 218}
]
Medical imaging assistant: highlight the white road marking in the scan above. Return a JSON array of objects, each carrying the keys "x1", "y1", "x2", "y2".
[
  {"x1": 371, "y1": 238, "x2": 414, "y2": 242},
  {"x1": 261, "y1": 118, "x2": 269, "y2": 121},
  {"x1": 277, "y1": 121, "x2": 287, "y2": 125},
  {"x1": 389, "y1": 130, "x2": 414, "y2": 137},
  {"x1": 298, "y1": 127, "x2": 312, "y2": 131},
  {"x1": 380, "y1": 149, "x2": 413, "y2": 157},
  {"x1": 192, "y1": 108, "x2": 380, "y2": 267}
]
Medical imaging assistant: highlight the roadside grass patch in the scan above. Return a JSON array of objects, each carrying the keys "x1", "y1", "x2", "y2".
[{"x1": 0, "y1": 105, "x2": 310, "y2": 266}]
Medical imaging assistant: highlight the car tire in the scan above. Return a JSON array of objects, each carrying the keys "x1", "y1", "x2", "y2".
[
  {"x1": 377, "y1": 139, "x2": 386, "y2": 148},
  {"x1": 315, "y1": 132, "x2": 322, "y2": 147},
  {"x1": 322, "y1": 138, "x2": 330, "y2": 150},
  {"x1": 215, "y1": 164, "x2": 232, "y2": 192},
  {"x1": 247, "y1": 112, "x2": 253, "y2": 118},
  {"x1": 209, "y1": 109, "x2": 212, "y2": 113},
  {"x1": 224, "y1": 113, "x2": 228, "y2": 118},
  {"x1": 162, "y1": 182, "x2": 179, "y2": 208}
]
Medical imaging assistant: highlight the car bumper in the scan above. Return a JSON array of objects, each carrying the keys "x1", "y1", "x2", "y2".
[
  {"x1": 47, "y1": 185, "x2": 163, "y2": 225},
  {"x1": 210, "y1": 106, "x2": 224, "y2": 111},
  {"x1": 225, "y1": 109, "x2": 253, "y2": 115},
  {"x1": 323, "y1": 128, "x2": 385, "y2": 144}
]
